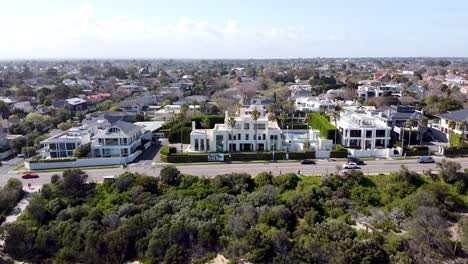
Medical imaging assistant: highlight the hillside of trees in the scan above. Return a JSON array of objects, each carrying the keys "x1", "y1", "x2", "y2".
[{"x1": 1, "y1": 163, "x2": 467, "y2": 263}]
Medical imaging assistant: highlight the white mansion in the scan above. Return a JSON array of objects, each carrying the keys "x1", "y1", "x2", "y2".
[{"x1": 189, "y1": 106, "x2": 333, "y2": 153}]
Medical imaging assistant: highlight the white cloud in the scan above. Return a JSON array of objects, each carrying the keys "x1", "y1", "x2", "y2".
[{"x1": 0, "y1": 2, "x2": 311, "y2": 58}]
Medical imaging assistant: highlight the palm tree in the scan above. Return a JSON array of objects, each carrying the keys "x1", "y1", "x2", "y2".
[
  {"x1": 279, "y1": 112, "x2": 287, "y2": 129},
  {"x1": 227, "y1": 114, "x2": 236, "y2": 153},
  {"x1": 251, "y1": 108, "x2": 260, "y2": 151},
  {"x1": 418, "y1": 117, "x2": 428, "y2": 145},
  {"x1": 267, "y1": 103, "x2": 276, "y2": 115},
  {"x1": 407, "y1": 118, "x2": 415, "y2": 148},
  {"x1": 331, "y1": 111, "x2": 340, "y2": 149},
  {"x1": 179, "y1": 104, "x2": 189, "y2": 153},
  {"x1": 268, "y1": 113, "x2": 277, "y2": 122},
  {"x1": 421, "y1": 80, "x2": 429, "y2": 100},
  {"x1": 460, "y1": 120, "x2": 467, "y2": 146},
  {"x1": 201, "y1": 117, "x2": 210, "y2": 152},
  {"x1": 448, "y1": 120, "x2": 456, "y2": 147}
]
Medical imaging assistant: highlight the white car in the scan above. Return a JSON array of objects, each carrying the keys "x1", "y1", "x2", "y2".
[{"x1": 343, "y1": 162, "x2": 358, "y2": 169}]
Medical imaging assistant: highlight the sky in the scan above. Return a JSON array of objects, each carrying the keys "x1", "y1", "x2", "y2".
[{"x1": 1, "y1": 0, "x2": 468, "y2": 59}]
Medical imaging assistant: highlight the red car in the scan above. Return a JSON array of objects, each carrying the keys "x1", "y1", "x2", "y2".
[{"x1": 21, "y1": 173, "x2": 39, "y2": 179}]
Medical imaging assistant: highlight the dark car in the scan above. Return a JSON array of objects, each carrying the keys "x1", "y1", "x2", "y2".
[
  {"x1": 21, "y1": 173, "x2": 39, "y2": 179},
  {"x1": 300, "y1": 159, "x2": 316, "y2": 165},
  {"x1": 347, "y1": 157, "x2": 365, "y2": 165}
]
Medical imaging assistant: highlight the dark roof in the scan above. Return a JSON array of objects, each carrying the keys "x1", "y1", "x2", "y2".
[
  {"x1": 113, "y1": 120, "x2": 141, "y2": 135},
  {"x1": 436, "y1": 109, "x2": 468, "y2": 122},
  {"x1": 100, "y1": 112, "x2": 137, "y2": 124}
]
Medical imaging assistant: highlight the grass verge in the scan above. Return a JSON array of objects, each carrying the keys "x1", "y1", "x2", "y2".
[{"x1": 21, "y1": 165, "x2": 121, "y2": 173}]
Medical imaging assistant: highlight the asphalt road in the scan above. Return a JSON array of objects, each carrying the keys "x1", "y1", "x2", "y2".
[{"x1": 2, "y1": 156, "x2": 468, "y2": 187}]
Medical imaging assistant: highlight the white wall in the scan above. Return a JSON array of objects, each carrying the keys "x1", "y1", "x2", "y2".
[
  {"x1": 25, "y1": 150, "x2": 142, "y2": 170},
  {"x1": 348, "y1": 148, "x2": 399, "y2": 158}
]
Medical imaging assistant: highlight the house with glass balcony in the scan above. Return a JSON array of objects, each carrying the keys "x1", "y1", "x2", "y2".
[
  {"x1": 91, "y1": 120, "x2": 144, "y2": 158},
  {"x1": 40, "y1": 126, "x2": 92, "y2": 159},
  {"x1": 336, "y1": 110, "x2": 392, "y2": 149}
]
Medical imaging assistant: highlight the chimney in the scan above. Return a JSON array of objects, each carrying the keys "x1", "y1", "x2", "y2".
[
  {"x1": 192, "y1": 121, "x2": 196, "y2": 130},
  {"x1": 225, "y1": 111, "x2": 229, "y2": 121}
]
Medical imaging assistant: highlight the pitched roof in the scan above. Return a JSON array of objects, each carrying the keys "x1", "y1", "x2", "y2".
[
  {"x1": 112, "y1": 120, "x2": 142, "y2": 135},
  {"x1": 436, "y1": 109, "x2": 468, "y2": 122}
]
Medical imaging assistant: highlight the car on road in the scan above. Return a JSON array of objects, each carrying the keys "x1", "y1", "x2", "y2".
[
  {"x1": 417, "y1": 156, "x2": 435, "y2": 163},
  {"x1": 343, "y1": 162, "x2": 359, "y2": 169},
  {"x1": 21, "y1": 173, "x2": 39, "y2": 179},
  {"x1": 300, "y1": 159, "x2": 315, "y2": 165},
  {"x1": 347, "y1": 157, "x2": 365, "y2": 165}
]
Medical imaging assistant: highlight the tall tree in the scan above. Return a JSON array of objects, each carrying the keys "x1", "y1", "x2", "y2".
[
  {"x1": 448, "y1": 120, "x2": 456, "y2": 147},
  {"x1": 279, "y1": 112, "x2": 287, "y2": 129},
  {"x1": 459, "y1": 120, "x2": 467, "y2": 146},
  {"x1": 407, "y1": 118, "x2": 415, "y2": 148},
  {"x1": 421, "y1": 80, "x2": 430, "y2": 100},
  {"x1": 331, "y1": 112, "x2": 340, "y2": 149},
  {"x1": 251, "y1": 108, "x2": 260, "y2": 152},
  {"x1": 418, "y1": 117, "x2": 428, "y2": 145}
]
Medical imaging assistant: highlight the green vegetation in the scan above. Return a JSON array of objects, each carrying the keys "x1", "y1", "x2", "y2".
[
  {"x1": 308, "y1": 113, "x2": 336, "y2": 140},
  {"x1": 444, "y1": 146, "x2": 468, "y2": 157},
  {"x1": 450, "y1": 133, "x2": 462, "y2": 147},
  {"x1": 0, "y1": 178, "x2": 23, "y2": 224},
  {"x1": 160, "y1": 146, "x2": 315, "y2": 163},
  {"x1": 73, "y1": 143, "x2": 92, "y2": 158},
  {"x1": 162, "y1": 115, "x2": 224, "y2": 144},
  {"x1": 1, "y1": 163, "x2": 467, "y2": 263}
]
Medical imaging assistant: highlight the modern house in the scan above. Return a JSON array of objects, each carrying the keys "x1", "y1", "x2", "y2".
[
  {"x1": 433, "y1": 108, "x2": 468, "y2": 143},
  {"x1": 53, "y1": 98, "x2": 88, "y2": 113},
  {"x1": 377, "y1": 105, "x2": 425, "y2": 141},
  {"x1": 40, "y1": 126, "x2": 92, "y2": 159},
  {"x1": 91, "y1": 120, "x2": 145, "y2": 158},
  {"x1": 336, "y1": 110, "x2": 392, "y2": 149},
  {"x1": 295, "y1": 97, "x2": 335, "y2": 113}
]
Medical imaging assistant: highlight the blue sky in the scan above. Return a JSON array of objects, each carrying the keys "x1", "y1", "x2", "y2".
[{"x1": 1, "y1": 0, "x2": 467, "y2": 59}]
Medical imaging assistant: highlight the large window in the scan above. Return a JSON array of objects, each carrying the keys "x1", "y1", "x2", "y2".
[
  {"x1": 244, "y1": 123, "x2": 250, "y2": 130},
  {"x1": 245, "y1": 134, "x2": 249, "y2": 140},
  {"x1": 376, "y1": 130, "x2": 386, "y2": 137},
  {"x1": 195, "y1": 139, "x2": 199, "y2": 151},
  {"x1": 349, "y1": 139, "x2": 360, "y2": 147},
  {"x1": 254, "y1": 124, "x2": 266, "y2": 130},
  {"x1": 216, "y1": 135, "x2": 224, "y2": 152},
  {"x1": 350, "y1": 130, "x2": 362, "y2": 137},
  {"x1": 200, "y1": 139, "x2": 204, "y2": 151},
  {"x1": 366, "y1": 130, "x2": 372, "y2": 138}
]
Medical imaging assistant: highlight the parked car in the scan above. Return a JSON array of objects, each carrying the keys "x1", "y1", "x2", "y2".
[
  {"x1": 343, "y1": 162, "x2": 359, "y2": 169},
  {"x1": 300, "y1": 159, "x2": 315, "y2": 165},
  {"x1": 21, "y1": 173, "x2": 39, "y2": 179},
  {"x1": 417, "y1": 156, "x2": 434, "y2": 163},
  {"x1": 347, "y1": 157, "x2": 365, "y2": 165},
  {"x1": 17, "y1": 154, "x2": 24, "y2": 158}
]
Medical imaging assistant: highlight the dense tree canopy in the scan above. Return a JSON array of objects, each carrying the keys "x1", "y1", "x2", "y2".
[{"x1": 0, "y1": 165, "x2": 467, "y2": 263}]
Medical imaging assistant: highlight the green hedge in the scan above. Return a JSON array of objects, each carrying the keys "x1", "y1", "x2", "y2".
[
  {"x1": 309, "y1": 113, "x2": 336, "y2": 140},
  {"x1": 28, "y1": 157, "x2": 77, "y2": 163},
  {"x1": 161, "y1": 151, "x2": 316, "y2": 163},
  {"x1": 160, "y1": 146, "x2": 177, "y2": 156},
  {"x1": 444, "y1": 146, "x2": 468, "y2": 157},
  {"x1": 450, "y1": 134, "x2": 461, "y2": 147},
  {"x1": 330, "y1": 149, "x2": 348, "y2": 158},
  {"x1": 403, "y1": 145, "x2": 430, "y2": 156}
]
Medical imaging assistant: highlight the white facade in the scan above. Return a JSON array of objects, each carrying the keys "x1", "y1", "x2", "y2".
[
  {"x1": 191, "y1": 107, "x2": 283, "y2": 152},
  {"x1": 190, "y1": 106, "x2": 333, "y2": 153},
  {"x1": 295, "y1": 97, "x2": 335, "y2": 112},
  {"x1": 337, "y1": 110, "x2": 392, "y2": 149},
  {"x1": 40, "y1": 126, "x2": 91, "y2": 159},
  {"x1": 91, "y1": 121, "x2": 144, "y2": 158}
]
